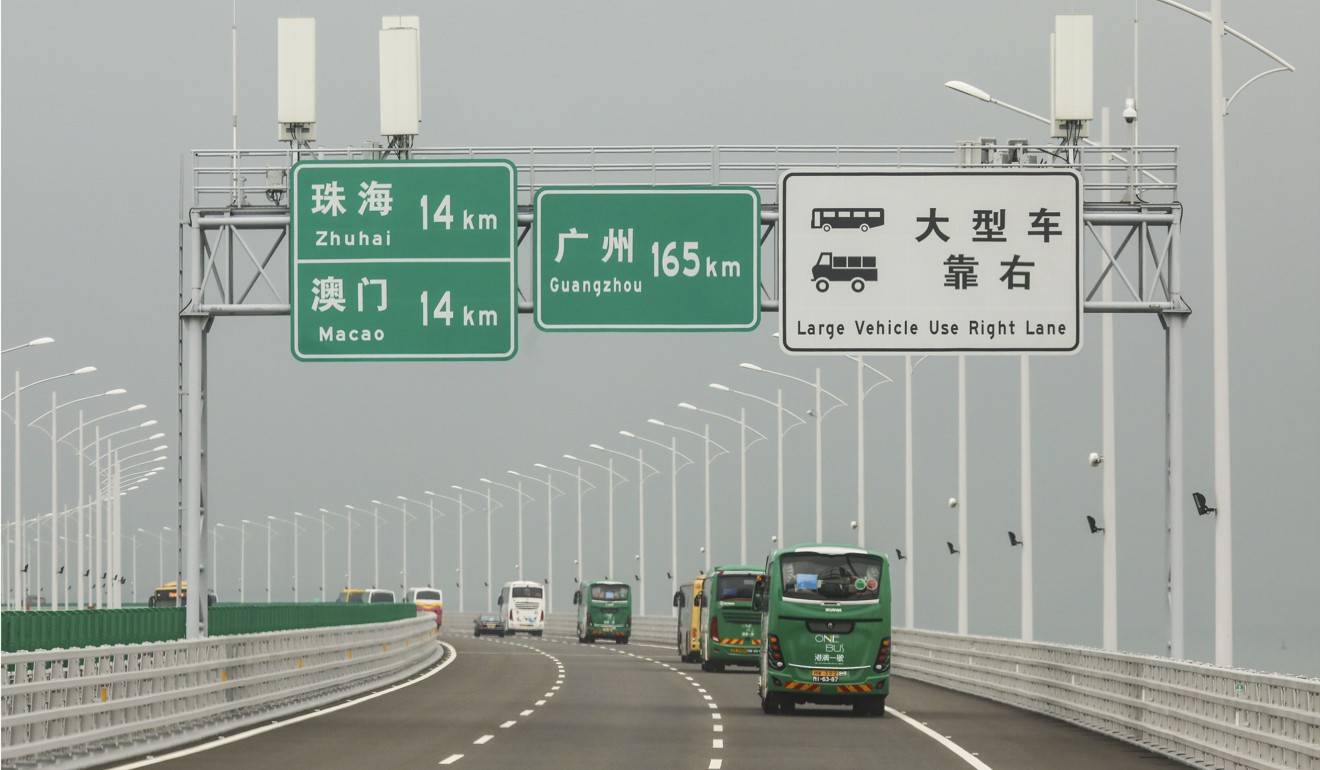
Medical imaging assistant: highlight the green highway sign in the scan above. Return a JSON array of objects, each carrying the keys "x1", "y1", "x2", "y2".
[
  {"x1": 290, "y1": 159, "x2": 517, "y2": 361},
  {"x1": 534, "y1": 186, "x2": 760, "y2": 330}
]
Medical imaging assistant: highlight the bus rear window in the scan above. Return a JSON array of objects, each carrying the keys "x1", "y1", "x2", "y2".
[
  {"x1": 780, "y1": 553, "x2": 883, "y2": 602},
  {"x1": 716, "y1": 574, "x2": 758, "y2": 600},
  {"x1": 591, "y1": 584, "x2": 629, "y2": 601},
  {"x1": 513, "y1": 586, "x2": 543, "y2": 599}
]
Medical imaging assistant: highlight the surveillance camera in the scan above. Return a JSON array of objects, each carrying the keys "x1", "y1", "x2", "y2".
[
  {"x1": 850, "y1": 520, "x2": 858, "y2": 529},
  {"x1": 948, "y1": 497, "x2": 958, "y2": 508},
  {"x1": 1123, "y1": 98, "x2": 1137, "y2": 124},
  {"x1": 1089, "y1": 452, "x2": 1103, "y2": 467}
]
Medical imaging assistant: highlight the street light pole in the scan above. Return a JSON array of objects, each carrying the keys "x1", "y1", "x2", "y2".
[
  {"x1": 533, "y1": 465, "x2": 595, "y2": 589},
  {"x1": 4, "y1": 363, "x2": 97, "y2": 609},
  {"x1": 648, "y1": 418, "x2": 728, "y2": 573},
  {"x1": 739, "y1": 363, "x2": 847, "y2": 540},
  {"x1": 318, "y1": 508, "x2": 352, "y2": 593},
  {"x1": 480, "y1": 480, "x2": 533, "y2": 582},
  {"x1": 239, "y1": 520, "x2": 253, "y2": 603},
  {"x1": 373, "y1": 499, "x2": 415, "y2": 594},
  {"x1": 710, "y1": 382, "x2": 807, "y2": 546},
  {"x1": 268, "y1": 515, "x2": 299, "y2": 601},
  {"x1": 679, "y1": 401, "x2": 767, "y2": 564},
  {"x1": 589, "y1": 443, "x2": 659, "y2": 616},
  {"x1": 508, "y1": 471, "x2": 562, "y2": 614},
  {"x1": 562, "y1": 455, "x2": 628, "y2": 579},
  {"x1": 620, "y1": 430, "x2": 693, "y2": 615}
]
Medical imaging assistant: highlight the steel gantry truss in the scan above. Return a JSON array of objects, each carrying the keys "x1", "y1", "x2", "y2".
[{"x1": 177, "y1": 143, "x2": 1185, "y2": 639}]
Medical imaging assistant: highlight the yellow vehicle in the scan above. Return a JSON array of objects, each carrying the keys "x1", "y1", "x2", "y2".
[
  {"x1": 673, "y1": 574, "x2": 706, "y2": 663},
  {"x1": 147, "y1": 581, "x2": 216, "y2": 607}
]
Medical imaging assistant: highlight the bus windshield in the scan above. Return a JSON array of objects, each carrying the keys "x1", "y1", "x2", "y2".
[
  {"x1": 591, "y1": 584, "x2": 629, "y2": 601},
  {"x1": 780, "y1": 552, "x2": 884, "y2": 602},
  {"x1": 513, "y1": 585, "x2": 543, "y2": 599}
]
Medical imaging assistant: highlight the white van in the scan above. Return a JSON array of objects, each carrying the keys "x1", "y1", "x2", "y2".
[{"x1": 498, "y1": 580, "x2": 545, "y2": 636}]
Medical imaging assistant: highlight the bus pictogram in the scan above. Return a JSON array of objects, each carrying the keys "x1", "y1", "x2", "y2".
[
  {"x1": 811, "y1": 207, "x2": 885, "y2": 232},
  {"x1": 812, "y1": 252, "x2": 877, "y2": 293}
]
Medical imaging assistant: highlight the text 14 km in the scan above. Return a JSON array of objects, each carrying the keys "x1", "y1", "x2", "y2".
[
  {"x1": 651, "y1": 241, "x2": 742, "y2": 279},
  {"x1": 420, "y1": 290, "x2": 500, "y2": 328},
  {"x1": 419, "y1": 194, "x2": 499, "y2": 231}
]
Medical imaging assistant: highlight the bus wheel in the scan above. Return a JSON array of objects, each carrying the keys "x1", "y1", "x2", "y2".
[
  {"x1": 851, "y1": 278, "x2": 866, "y2": 292},
  {"x1": 760, "y1": 694, "x2": 778, "y2": 714},
  {"x1": 822, "y1": 224, "x2": 831, "y2": 232},
  {"x1": 859, "y1": 223, "x2": 869, "y2": 232},
  {"x1": 815, "y1": 278, "x2": 830, "y2": 293},
  {"x1": 780, "y1": 701, "x2": 796, "y2": 714},
  {"x1": 701, "y1": 660, "x2": 714, "y2": 672}
]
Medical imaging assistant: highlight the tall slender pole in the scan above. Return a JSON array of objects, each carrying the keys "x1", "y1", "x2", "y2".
[
  {"x1": 637, "y1": 448, "x2": 646, "y2": 616},
  {"x1": 1101, "y1": 111, "x2": 1119, "y2": 652},
  {"x1": 856, "y1": 358, "x2": 865, "y2": 547},
  {"x1": 957, "y1": 355, "x2": 968, "y2": 635},
  {"x1": 77, "y1": 411, "x2": 86, "y2": 608},
  {"x1": 545, "y1": 475, "x2": 553, "y2": 614},
  {"x1": 738, "y1": 408, "x2": 747, "y2": 563},
  {"x1": 13, "y1": 371, "x2": 23, "y2": 610},
  {"x1": 702, "y1": 424, "x2": 711, "y2": 573},
  {"x1": 1209, "y1": 0, "x2": 1233, "y2": 668},
  {"x1": 1020, "y1": 355, "x2": 1034, "y2": 641},
  {"x1": 575, "y1": 468, "x2": 583, "y2": 586},
  {"x1": 457, "y1": 491, "x2": 465, "y2": 612},
  {"x1": 49, "y1": 391, "x2": 58, "y2": 608},
  {"x1": 516, "y1": 482, "x2": 524, "y2": 581},
  {"x1": 606, "y1": 458, "x2": 614, "y2": 579},
  {"x1": 372, "y1": 503, "x2": 380, "y2": 588},
  {"x1": 904, "y1": 357, "x2": 915, "y2": 629},
  {"x1": 265, "y1": 519, "x2": 273, "y2": 603},
  {"x1": 239, "y1": 521, "x2": 247, "y2": 603},
  {"x1": 814, "y1": 368, "x2": 823, "y2": 541},
  {"x1": 429, "y1": 498, "x2": 436, "y2": 587},
  {"x1": 670, "y1": 437, "x2": 678, "y2": 597},
  {"x1": 776, "y1": 389, "x2": 784, "y2": 546},
  {"x1": 485, "y1": 487, "x2": 493, "y2": 612}
]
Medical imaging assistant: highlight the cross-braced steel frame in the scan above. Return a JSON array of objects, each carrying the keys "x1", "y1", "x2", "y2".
[{"x1": 177, "y1": 144, "x2": 1186, "y2": 642}]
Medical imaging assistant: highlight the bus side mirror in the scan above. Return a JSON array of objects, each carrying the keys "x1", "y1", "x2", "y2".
[
  {"x1": 497, "y1": 594, "x2": 504, "y2": 606},
  {"x1": 752, "y1": 575, "x2": 768, "y2": 612},
  {"x1": 673, "y1": 591, "x2": 684, "y2": 608},
  {"x1": 572, "y1": 590, "x2": 581, "y2": 605}
]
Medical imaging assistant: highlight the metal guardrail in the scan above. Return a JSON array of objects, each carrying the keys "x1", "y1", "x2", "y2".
[
  {"x1": 894, "y1": 628, "x2": 1320, "y2": 770},
  {"x1": 1, "y1": 615, "x2": 439, "y2": 770},
  {"x1": 8, "y1": 616, "x2": 1312, "y2": 770},
  {"x1": 189, "y1": 143, "x2": 1179, "y2": 211}
]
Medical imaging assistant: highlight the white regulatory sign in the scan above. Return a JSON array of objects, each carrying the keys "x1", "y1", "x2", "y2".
[{"x1": 779, "y1": 168, "x2": 1082, "y2": 355}]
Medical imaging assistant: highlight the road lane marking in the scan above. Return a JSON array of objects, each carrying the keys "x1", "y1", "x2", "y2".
[
  {"x1": 890, "y1": 708, "x2": 994, "y2": 770},
  {"x1": 713, "y1": 725, "x2": 723, "y2": 732},
  {"x1": 474, "y1": 735, "x2": 493, "y2": 745},
  {"x1": 520, "y1": 709, "x2": 533, "y2": 716},
  {"x1": 500, "y1": 721, "x2": 516, "y2": 728},
  {"x1": 535, "y1": 699, "x2": 547, "y2": 705},
  {"x1": 439, "y1": 755, "x2": 463, "y2": 765},
  {"x1": 709, "y1": 760, "x2": 723, "y2": 769},
  {"x1": 713, "y1": 739, "x2": 724, "y2": 749},
  {"x1": 98, "y1": 642, "x2": 457, "y2": 769}
]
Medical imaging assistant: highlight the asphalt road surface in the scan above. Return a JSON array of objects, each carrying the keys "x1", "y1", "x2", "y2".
[{"x1": 102, "y1": 631, "x2": 1190, "y2": 770}]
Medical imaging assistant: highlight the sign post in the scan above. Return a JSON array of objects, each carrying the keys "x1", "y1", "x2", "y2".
[
  {"x1": 290, "y1": 159, "x2": 517, "y2": 361},
  {"x1": 779, "y1": 169, "x2": 1082, "y2": 354},
  {"x1": 534, "y1": 186, "x2": 760, "y2": 331}
]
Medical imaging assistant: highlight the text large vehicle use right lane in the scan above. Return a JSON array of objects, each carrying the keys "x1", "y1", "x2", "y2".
[{"x1": 754, "y1": 544, "x2": 891, "y2": 716}]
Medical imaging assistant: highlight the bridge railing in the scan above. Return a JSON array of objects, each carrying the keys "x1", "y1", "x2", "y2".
[
  {"x1": 895, "y1": 628, "x2": 1320, "y2": 770},
  {"x1": 1, "y1": 615, "x2": 439, "y2": 770},
  {"x1": 5, "y1": 616, "x2": 1316, "y2": 770}
]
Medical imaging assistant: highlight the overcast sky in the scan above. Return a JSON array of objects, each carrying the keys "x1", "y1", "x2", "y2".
[{"x1": 3, "y1": 1, "x2": 1317, "y2": 678}]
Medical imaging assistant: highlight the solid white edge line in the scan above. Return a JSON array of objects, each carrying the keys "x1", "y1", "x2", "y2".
[
  {"x1": 890, "y1": 708, "x2": 995, "y2": 770},
  {"x1": 99, "y1": 641, "x2": 458, "y2": 770}
]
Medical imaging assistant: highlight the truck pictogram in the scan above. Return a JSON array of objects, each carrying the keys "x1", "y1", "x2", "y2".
[{"x1": 812, "y1": 252, "x2": 877, "y2": 293}]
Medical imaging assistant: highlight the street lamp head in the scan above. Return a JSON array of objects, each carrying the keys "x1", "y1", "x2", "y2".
[
  {"x1": 29, "y1": 337, "x2": 55, "y2": 346},
  {"x1": 73, "y1": 366, "x2": 97, "y2": 375},
  {"x1": 588, "y1": 444, "x2": 605, "y2": 451},
  {"x1": 945, "y1": 80, "x2": 991, "y2": 101},
  {"x1": 678, "y1": 402, "x2": 696, "y2": 411},
  {"x1": 137, "y1": 420, "x2": 157, "y2": 428},
  {"x1": 739, "y1": 363, "x2": 763, "y2": 372},
  {"x1": 647, "y1": 418, "x2": 665, "y2": 427},
  {"x1": 147, "y1": 432, "x2": 166, "y2": 440},
  {"x1": 478, "y1": 478, "x2": 492, "y2": 484},
  {"x1": 370, "y1": 500, "x2": 382, "y2": 505},
  {"x1": 563, "y1": 454, "x2": 578, "y2": 461},
  {"x1": 397, "y1": 495, "x2": 407, "y2": 501},
  {"x1": 424, "y1": 490, "x2": 437, "y2": 496},
  {"x1": 709, "y1": 383, "x2": 730, "y2": 392},
  {"x1": 126, "y1": 403, "x2": 146, "y2": 412},
  {"x1": 619, "y1": 431, "x2": 635, "y2": 438},
  {"x1": 104, "y1": 388, "x2": 128, "y2": 395},
  {"x1": 533, "y1": 463, "x2": 547, "y2": 470},
  {"x1": 451, "y1": 485, "x2": 463, "y2": 490}
]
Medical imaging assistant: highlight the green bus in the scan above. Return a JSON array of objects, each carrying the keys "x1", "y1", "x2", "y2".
[
  {"x1": 753, "y1": 544, "x2": 891, "y2": 716},
  {"x1": 573, "y1": 580, "x2": 631, "y2": 644},
  {"x1": 698, "y1": 565, "x2": 764, "y2": 672}
]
